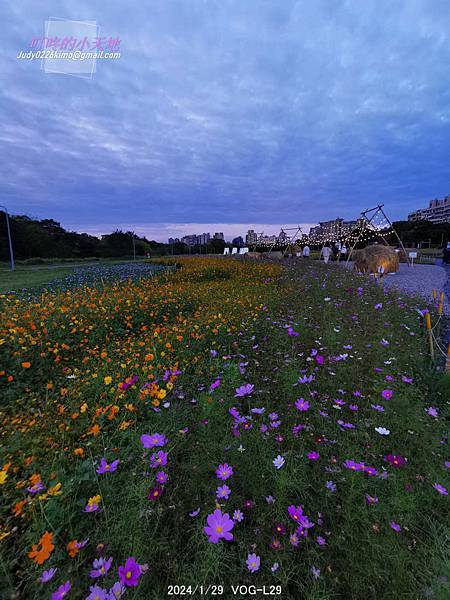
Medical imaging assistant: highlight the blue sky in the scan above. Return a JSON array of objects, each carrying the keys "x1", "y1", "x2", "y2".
[{"x1": 2, "y1": 0, "x2": 450, "y2": 241}]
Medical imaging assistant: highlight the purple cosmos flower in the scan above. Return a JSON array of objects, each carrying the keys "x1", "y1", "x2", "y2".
[
  {"x1": 402, "y1": 375, "x2": 413, "y2": 384},
  {"x1": 189, "y1": 508, "x2": 201, "y2": 517},
  {"x1": 273, "y1": 455, "x2": 285, "y2": 469},
  {"x1": 271, "y1": 563, "x2": 280, "y2": 573},
  {"x1": 325, "y1": 480, "x2": 337, "y2": 493},
  {"x1": 371, "y1": 404, "x2": 385, "y2": 412},
  {"x1": 289, "y1": 532, "x2": 300, "y2": 546},
  {"x1": 86, "y1": 585, "x2": 108, "y2": 600},
  {"x1": 251, "y1": 407, "x2": 265, "y2": 414},
  {"x1": 287, "y1": 327, "x2": 299, "y2": 337},
  {"x1": 274, "y1": 523, "x2": 286, "y2": 535},
  {"x1": 390, "y1": 521, "x2": 402, "y2": 532},
  {"x1": 216, "y1": 464, "x2": 233, "y2": 480},
  {"x1": 246, "y1": 553, "x2": 260, "y2": 573},
  {"x1": 343, "y1": 459, "x2": 365, "y2": 472},
  {"x1": 140, "y1": 433, "x2": 168, "y2": 449},
  {"x1": 76, "y1": 538, "x2": 89, "y2": 549},
  {"x1": 316, "y1": 535, "x2": 327, "y2": 546},
  {"x1": 148, "y1": 486, "x2": 164, "y2": 501},
  {"x1": 209, "y1": 378, "x2": 221, "y2": 392},
  {"x1": 210, "y1": 349, "x2": 218, "y2": 358},
  {"x1": 96, "y1": 458, "x2": 120, "y2": 475},
  {"x1": 311, "y1": 566, "x2": 321, "y2": 579},
  {"x1": 265, "y1": 495, "x2": 275, "y2": 504},
  {"x1": 433, "y1": 483, "x2": 448, "y2": 495},
  {"x1": 381, "y1": 389, "x2": 393, "y2": 400},
  {"x1": 307, "y1": 451, "x2": 320, "y2": 461},
  {"x1": 426, "y1": 407, "x2": 439, "y2": 417},
  {"x1": 233, "y1": 509, "x2": 244, "y2": 522},
  {"x1": 365, "y1": 494, "x2": 379, "y2": 505},
  {"x1": 235, "y1": 384, "x2": 254, "y2": 397},
  {"x1": 204, "y1": 509, "x2": 234, "y2": 543},
  {"x1": 84, "y1": 500, "x2": 100, "y2": 513},
  {"x1": 40, "y1": 568, "x2": 57, "y2": 583},
  {"x1": 385, "y1": 454, "x2": 407, "y2": 468},
  {"x1": 150, "y1": 451, "x2": 168, "y2": 468},
  {"x1": 288, "y1": 505, "x2": 303, "y2": 522},
  {"x1": 269, "y1": 412, "x2": 279, "y2": 421},
  {"x1": 216, "y1": 485, "x2": 231, "y2": 500},
  {"x1": 90, "y1": 556, "x2": 113, "y2": 578},
  {"x1": 295, "y1": 398, "x2": 310, "y2": 412},
  {"x1": 118, "y1": 557, "x2": 142, "y2": 587},
  {"x1": 156, "y1": 471, "x2": 168, "y2": 484},
  {"x1": 109, "y1": 582, "x2": 126, "y2": 599},
  {"x1": 27, "y1": 481, "x2": 45, "y2": 495},
  {"x1": 52, "y1": 581, "x2": 71, "y2": 600},
  {"x1": 298, "y1": 374, "x2": 314, "y2": 384}
]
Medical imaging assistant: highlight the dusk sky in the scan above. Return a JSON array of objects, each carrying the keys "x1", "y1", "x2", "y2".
[{"x1": 2, "y1": 0, "x2": 450, "y2": 241}]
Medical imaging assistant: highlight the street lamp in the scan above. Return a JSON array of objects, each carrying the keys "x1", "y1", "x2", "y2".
[{"x1": 0, "y1": 204, "x2": 14, "y2": 271}]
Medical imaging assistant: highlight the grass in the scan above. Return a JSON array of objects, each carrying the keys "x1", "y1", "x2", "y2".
[
  {"x1": 0, "y1": 266, "x2": 76, "y2": 292},
  {"x1": 0, "y1": 258, "x2": 448, "y2": 599}
]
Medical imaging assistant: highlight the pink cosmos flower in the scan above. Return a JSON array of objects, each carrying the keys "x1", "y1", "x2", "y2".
[
  {"x1": 216, "y1": 485, "x2": 231, "y2": 500},
  {"x1": 288, "y1": 505, "x2": 303, "y2": 522},
  {"x1": 156, "y1": 471, "x2": 168, "y2": 484},
  {"x1": 118, "y1": 557, "x2": 142, "y2": 587},
  {"x1": 216, "y1": 464, "x2": 233, "y2": 480},
  {"x1": 148, "y1": 486, "x2": 164, "y2": 501},
  {"x1": 90, "y1": 556, "x2": 113, "y2": 578},
  {"x1": 307, "y1": 451, "x2": 320, "y2": 461},
  {"x1": 295, "y1": 398, "x2": 310, "y2": 412},
  {"x1": 246, "y1": 553, "x2": 260, "y2": 572},
  {"x1": 140, "y1": 433, "x2": 168, "y2": 449},
  {"x1": 381, "y1": 389, "x2": 393, "y2": 400},
  {"x1": 150, "y1": 451, "x2": 168, "y2": 468},
  {"x1": 96, "y1": 458, "x2": 120, "y2": 474},
  {"x1": 52, "y1": 581, "x2": 71, "y2": 600},
  {"x1": 385, "y1": 454, "x2": 407, "y2": 468},
  {"x1": 40, "y1": 568, "x2": 57, "y2": 583},
  {"x1": 433, "y1": 483, "x2": 448, "y2": 496},
  {"x1": 204, "y1": 509, "x2": 234, "y2": 543},
  {"x1": 235, "y1": 384, "x2": 254, "y2": 397}
]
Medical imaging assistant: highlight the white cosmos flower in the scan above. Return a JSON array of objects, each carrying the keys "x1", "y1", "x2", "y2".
[{"x1": 375, "y1": 427, "x2": 390, "y2": 435}]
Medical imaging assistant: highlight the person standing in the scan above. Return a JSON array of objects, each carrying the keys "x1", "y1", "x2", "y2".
[
  {"x1": 302, "y1": 244, "x2": 310, "y2": 258},
  {"x1": 321, "y1": 244, "x2": 331, "y2": 264},
  {"x1": 340, "y1": 244, "x2": 347, "y2": 261},
  {"x1": 332, "y1": 244, "x2": 339, "y2": 261}
]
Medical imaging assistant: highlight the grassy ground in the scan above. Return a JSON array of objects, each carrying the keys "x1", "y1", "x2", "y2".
[
  {"x1": 0, "y1": 266, "x2": 75, "y2": 292},
  {"x1": 0, "y1": 258, "x2": 448, "y2": 599}
]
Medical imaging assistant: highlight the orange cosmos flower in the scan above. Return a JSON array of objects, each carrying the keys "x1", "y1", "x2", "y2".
[
  {"x1": 28, "y1": 531, "x2": 54, "y2": 565},
  {"x1": 21, "y1": 362, "x2": 31, "y2": 369},
  {"x1": 67, "y1": 539, "x2": 79, "y2": 557}
]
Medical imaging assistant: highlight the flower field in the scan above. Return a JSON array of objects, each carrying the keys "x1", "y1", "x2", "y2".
[{"x1": 0, "y1": 257, "x2": 449, "y2": 599}]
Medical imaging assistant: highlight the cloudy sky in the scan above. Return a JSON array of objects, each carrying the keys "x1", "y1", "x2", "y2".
[{"x1": 2, "y1": 0, "x2": 450, "y2": 241}]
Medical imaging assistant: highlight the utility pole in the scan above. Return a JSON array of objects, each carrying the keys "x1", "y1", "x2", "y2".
[
  {"x1": 132, "y1": 233, "x2": 136, "y2": 260},
  {"x1": 0, "y1": 204, "x2": 14, "y2": 271}
]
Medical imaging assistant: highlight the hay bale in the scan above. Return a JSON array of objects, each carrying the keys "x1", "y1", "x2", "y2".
[
  {"x1": 244, "y1": 252, "x2": 262, "y2": 260},
  {"x1": 353, "y1": 245, "x2": 399, "y2": 274}
]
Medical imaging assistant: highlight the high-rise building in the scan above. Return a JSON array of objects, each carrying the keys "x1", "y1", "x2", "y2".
[
  {"x1": 408, "y1": 196, "x2": 450, "y2": 224},
  {"x1": 196, "y1": 233, "x2": 211, "y2": 245},
  {"x1": 246, "y1": 229, "x2": 258, "y2": 245},
  {"x1": 232, "y1": 236, "x2": 244, "y2": 247},
  {"x1": 213, "y1": 232, "x2": 224, "y2": 240},
  {"x1": 181, "y1": 234, "x2": 198, "y2": 246}
]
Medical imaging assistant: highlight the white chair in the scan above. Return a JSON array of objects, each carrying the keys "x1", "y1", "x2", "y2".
[
  {"x1": 231, "y1": 247, "x2": 238, "y2": 255},
  {"x1": 240, "y1": 247, "x2": 249, "y2": 254},
  {"x1": 223, "y1": 248, "x2": 230, "y2": 255}
]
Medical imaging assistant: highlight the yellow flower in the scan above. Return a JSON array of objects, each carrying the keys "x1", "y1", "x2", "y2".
[
  {"x1": 88, "y1": 494, "x2": 101, "y2": 507},
  {"x1": 157, "y1": 388, "x2": 167, "y2": 400},
  {"x1": 80, "y1": 403, "x2": 88, "y2": 413},
  {"x1": 48, "y1": 483, "x2": 62, "y2": 496},
  {"x1": 104, "y1": 376, "x2": 112, "y2": 385},
  {"x1": 0, "y1": 472, "x2": 8, "y2": 485}
]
